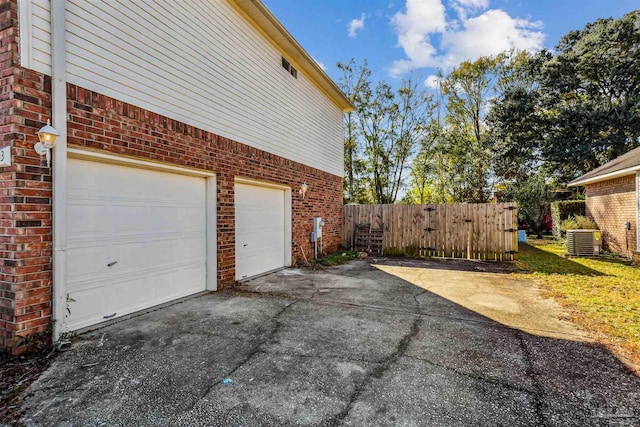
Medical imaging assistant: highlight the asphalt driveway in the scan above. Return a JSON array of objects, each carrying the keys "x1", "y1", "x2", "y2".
[{"x1": 18, "y1": 258, "x2": 640, "y2": 426}]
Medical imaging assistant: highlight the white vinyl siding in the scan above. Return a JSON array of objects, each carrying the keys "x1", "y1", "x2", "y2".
[{"x1": 20, "y1": 0, "x2": 344, "y2": 176}]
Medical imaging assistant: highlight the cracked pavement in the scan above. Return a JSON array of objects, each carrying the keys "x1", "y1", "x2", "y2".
[{"x1": 18, "y1": 258, "x2": 640, "y2": 426}]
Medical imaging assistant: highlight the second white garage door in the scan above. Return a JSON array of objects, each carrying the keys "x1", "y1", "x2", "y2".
[
  {"x1": 235, "y1": 182, "x2": 290, "y2": 280},
  {"x1": 65, "y1": 158, "x2": 209, "y2": 331}
]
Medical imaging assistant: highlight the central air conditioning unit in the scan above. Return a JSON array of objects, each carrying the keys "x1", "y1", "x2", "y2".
[{"x1": 566, "y1": 229, "x2": 602, "y2": 257}]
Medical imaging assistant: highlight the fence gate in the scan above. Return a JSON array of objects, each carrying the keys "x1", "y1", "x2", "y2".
[{"x1": 343, "y1": 203, "x2": 518, "y2": 261}]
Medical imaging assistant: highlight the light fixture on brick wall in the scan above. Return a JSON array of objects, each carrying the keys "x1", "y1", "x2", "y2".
[
  {"x1": 299, "y1": 182, "x2": 308, "y2": 199},
  {"x1": 35, "y1": 119, "x2": 60, "y2": 167}
]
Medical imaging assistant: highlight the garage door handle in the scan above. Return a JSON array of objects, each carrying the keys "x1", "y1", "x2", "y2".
[
  {"x1": 103, "y1": 313, "x2": 116, "y2": 319},
  {"x1": 107, "y1": 261, "x2": 117, "y2": 267},
  {"x1": 243, "y1": 244, "x2": 248, "y2": 247}
]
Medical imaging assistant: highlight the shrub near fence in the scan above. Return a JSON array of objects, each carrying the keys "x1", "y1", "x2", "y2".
[
  {"x1": 551, "y1": 200, "x2": 586, "y2": 239},
  {"x1": 344, "y1": 203, "x2": 519, "y2": 261}
]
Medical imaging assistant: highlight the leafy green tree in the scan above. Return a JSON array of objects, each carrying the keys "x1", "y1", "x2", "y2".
[
  {"x1": 490, "y1": 11, "x2": 640, "y2": 183},
  {"x1": 487, "y1": 51, "x2": 548, "y2": 182},
  {"x1": 357, "y1": 75, "x2": 433, "y2": 203},
  {"x1": 440, "y1": 57, "x2": 498, "y2": 202},
  {"x1": 544, "y1": 10, "x2": 640, "y2": 170},
  {"x1": 504, "y1": 174, "x2": 552, "y2": 237},
  {"x1": 337, "y1": 59, "x2": 371, "y2": 203}
]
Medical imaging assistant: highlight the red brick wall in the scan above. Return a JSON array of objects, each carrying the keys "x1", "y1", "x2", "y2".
[
  {"x1": 65, "y1": 83, "x2": 344, "y2": 282},
  {"x1": 585, "y1": 175, "x2": 637, "y2": 257},
  {"x1": 0, "y1": 0, "x2": 344, "y2": 353},
  {"x1": 0, "y1": 0, "x2": 54, "y2": 353}
]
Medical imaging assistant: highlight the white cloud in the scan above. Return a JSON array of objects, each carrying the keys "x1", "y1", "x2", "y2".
[
  {"x1": 440, "y1": 10, "x2": 545, "y2": 68},
  {"x1": 450, "y1": 0, "x2": 489, "y2": 20},
  {"x1": 389, "y1": 0, "x2": 545, "y2": 77},
  {"x1": 389, "y1": 0, "x2": 447, "y2": 75},
  {"x1": 348, "y1": 13, "x2": 366, "y2": 38},
  {"x1": 314, "y1": 58, "x2": 327, "y2": 71},
  {"x1": 456, "y1": 0, "x2": 489, "y2": 8},
  {"x1": 425, "y1": 74, "x2": 443, "y2": 89}
]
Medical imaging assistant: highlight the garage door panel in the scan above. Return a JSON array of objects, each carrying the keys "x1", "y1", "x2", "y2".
[
  {"x1": 110, "y1": 204, "x2": 148, "y2": 233},
  {"x1": 235, "y1": 182, "x2": 288, "y2": 280},
  {"x1": 236, "y1": 213, "x2": 284, "y2": 231},
  {"x1": 67, "y1": 202, "x2": 110, "y2": 239},
  {"x1": 236, "y1": 229, "x2": 284, "y2": 249},
  {"x1": 66, "y1": 246, "x2": 109, "y2": 284},
  {"x1": 237, "y1": 233, "x2": 285, "y2": 252},
  {"x1": 107, "y1": 276, "x2": 158, "y2": 317},
  {"x1": 147, "y1": 206, "x2": 192, "y2": 229},
  {"x1": 64, "y1": 284, "x2": 109, "y2": 331},
  {"x1": 66, "y1": 158, "x2": 209, "y2": 331},
  {"x1": 235, "y1": 199, "x2": 284, "y2": 213},
  {"x1": 107, "y1": 265, "x2": 206, "y2": 316},
  {"x1": 110, "y1": 237, "x2": 206, "y2": 270},
  {"x1": 237, "y1": 253, "x2": 283, "y2": 279}
]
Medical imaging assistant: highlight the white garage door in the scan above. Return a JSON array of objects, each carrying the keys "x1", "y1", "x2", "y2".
[
  {"x1": 235, "y1": 182, "x2": 288, "y2": 280},
  {"x1": 65, "y1": 158, "x2": 207, "y2": 330}
]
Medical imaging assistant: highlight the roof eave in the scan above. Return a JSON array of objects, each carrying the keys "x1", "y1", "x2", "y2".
[
  {"x1": 568, "y1": 166, "x2": 640, "y2": 186},
  {"x1": 231, "y1": 0, "x2": 355, "y2": 112}
]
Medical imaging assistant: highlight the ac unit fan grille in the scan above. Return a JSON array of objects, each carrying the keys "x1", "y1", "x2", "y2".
[{"x1": 567, "y1": 230, "x2": 597, "y2": 257}]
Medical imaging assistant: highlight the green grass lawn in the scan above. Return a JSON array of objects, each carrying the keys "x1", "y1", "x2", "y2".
[{"x1": 515, "y1": 239, "x2": 640, "y2": 367}]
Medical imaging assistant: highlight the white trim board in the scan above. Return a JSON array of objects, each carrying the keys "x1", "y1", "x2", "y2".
[
  {"x1": 234, "y1": 176, "x2": 292, "y2": 190},
  {"x1": 570, "y1": 167, "x2": 640, "y2": 186},
  {"x1": 67, "y1": 148, "x2": 216, "y2": 177}
]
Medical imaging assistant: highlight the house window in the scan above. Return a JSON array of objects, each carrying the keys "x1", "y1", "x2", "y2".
[{"x1": 281, "y1": 56, "x2": 297, "y2": 79}]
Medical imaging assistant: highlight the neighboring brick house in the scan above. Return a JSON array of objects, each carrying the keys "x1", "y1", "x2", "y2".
[
  {"x1": 569, "y1": 147, "x2": 640, "y2": 262},
  {"x1": 0, "y1": 0, "x2": 353, "y2": 353}
]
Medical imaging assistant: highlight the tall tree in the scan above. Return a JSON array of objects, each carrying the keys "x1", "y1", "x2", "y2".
[
  {"x1": 490, "y1": 11, "x2": 640, "y2": 183},
  {"x1": 441, "y1": 57, "x2": 498, "y2": 202},
  {"x1": 337, "y1": 59, "x2": 371, "y2": 203},
  {"x1": 357, "y1": 76, "x2": 432, "y2": 203},
  {"x1": 407, "y1": 72, "x2": 452, "y2": 204},
  {"x1": 487, "y1": 50, "x2": 548, "y2": 182}
]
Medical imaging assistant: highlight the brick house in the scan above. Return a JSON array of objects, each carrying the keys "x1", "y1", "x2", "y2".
[
  {"x1": 0, "y1": 0, "x2": 353, "y2": 353},
  {"x1": 569, "y1": 147, "x2": 640, "y2": 262}
]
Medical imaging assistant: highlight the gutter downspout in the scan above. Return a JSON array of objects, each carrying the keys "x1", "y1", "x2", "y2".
[{"x1": 51, "y1": 0, "x2": 67, "y2": 341}]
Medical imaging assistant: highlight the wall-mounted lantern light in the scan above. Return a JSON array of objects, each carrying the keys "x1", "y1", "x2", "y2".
[
  {"x1": 299, "y1": 182, "x2": 308, "y2": 199},
  {"x1": 35, "y1": 120, "x2": 60, "y2": 167}
]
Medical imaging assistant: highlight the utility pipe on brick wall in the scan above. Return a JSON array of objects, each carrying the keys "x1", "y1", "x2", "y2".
[{"x1": 51, "y1": 0, "x2": 68, "y2": 341}]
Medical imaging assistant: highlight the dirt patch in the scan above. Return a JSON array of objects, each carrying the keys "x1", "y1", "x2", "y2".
[{"x1": 0, "y1": 350, "x2": 57, "y2": 426}]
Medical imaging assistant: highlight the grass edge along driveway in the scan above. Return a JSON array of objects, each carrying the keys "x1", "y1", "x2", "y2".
[{"x1": 515, "y1": 239, "x2": 640, "y2": 370}]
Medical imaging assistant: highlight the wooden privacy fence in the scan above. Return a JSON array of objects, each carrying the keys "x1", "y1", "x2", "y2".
[{"x1": 343, "y1": 203, "x2": 519, "y2": 261}]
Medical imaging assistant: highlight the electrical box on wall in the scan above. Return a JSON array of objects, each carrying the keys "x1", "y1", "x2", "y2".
[{"x1": 313, "y1": 217, "x2": 324, "y2": 239}]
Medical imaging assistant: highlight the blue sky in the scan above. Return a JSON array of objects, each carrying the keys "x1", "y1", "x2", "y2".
[{"x1": 263, "y1": 0, "x2": 640, "y2": 86}]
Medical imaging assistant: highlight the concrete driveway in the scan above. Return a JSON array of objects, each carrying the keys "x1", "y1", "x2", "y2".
[{"x1": 19, "y1": 258, "x2": 640, "y2": 426}]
